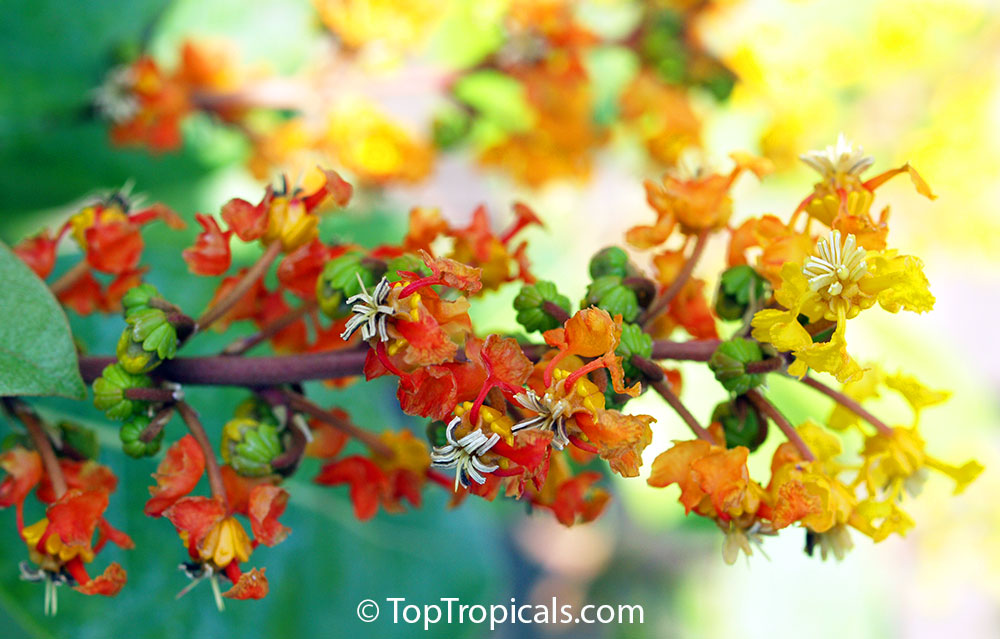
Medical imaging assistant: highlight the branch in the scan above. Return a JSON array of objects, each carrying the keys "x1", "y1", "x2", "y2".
[
  {"x1": 639, "y1": 228, "x2": 710, "y2": 328},
  {"x1": 276, "y1": 389, "x2": 393, "y2": 458},
  {"x1": 799, "y1": 375, "x2": 893, "y2": 436},
  {"x1": 48, "y1": 261, "x2": 90, "y2": 298},
  {"x1": 79, "y1": 339, "x2": 718, "y2": 386},
  {"x1": 4, "y1": 400, "x2": 67, "y2": 499},
  {"x1": 196, "y1": 242, "x2": 282, "y2": 332},
  {"x1": 745, "y1": 389, "x2": 815, "y2": 461},
  {"x1": 176, "y1": 401, "x2": 228, "y2": 508},
  {"x1": 647, "y1": 374, "x2": 717, "y2": 444},
  {"x1": 221, "y1": 299, "x2": 317, "y2": 356}
]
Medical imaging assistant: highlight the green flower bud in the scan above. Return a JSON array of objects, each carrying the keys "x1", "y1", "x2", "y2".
[
  {"x1": 317, "y1": 252, "x2": 383, "y2": 319},
  {"x1": 708, "y1": 338, "x2": 765, "y2": 395},
  {"x1": 584, "y1": 275, "x2": 640, "y2": 323},
  {"x1": 93, "y1": 364, "x2": 153, "y2": 420},
  {"x1": 385, "y1": 254, "x2": 430, "y2": 283},
  {"x1": 120, "y1": 415, "x2": 164, "y2": 458},
  {"x1": 56, "y1": 421, "x2": 99, "y2": 460},
  {"x1": 589, "y1": 247, "x2": 632, "y2": 279},
  {"x1": 712, "y1": 398, "x2": 767, "y2": 451},
  {"x1": 125, "y1": 308, "x2": 178, "y2": 359},
  {"x1": 715, "y1": 265, "x2": 770, "y2": 321},
  {"x1": 121, "y1": 283, "x2": 161, "y2": 313},
  {"x1": 426, "y1": 420, "x2": 448, "y2": 448},
  {"x1": 221, "y1": 418, "x2": 284, "y2": 477},
  {"x1": 616, "y1": 323, "x2": 654, "y2": 380},
  {"x1": 233, "y1": 397, "x2": 280, "y2": 427},
  {"x1": 116, "y1": 329, "x2": 161, "y2": 374},
  {"x1": 513, "y1": 281, "x2": 572, "y2": 333}
]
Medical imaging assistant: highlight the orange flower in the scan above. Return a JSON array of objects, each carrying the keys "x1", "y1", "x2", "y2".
[
  {"x1": 629, "y1": 153, "x2": 772, "y2": 249},
  {"x1": 146, "y1": 435, "x2": 205, "y2": 517},
  {"x1": 183, "y1": 213, "x2": 233, "y2": 276},
  {"x1": 648, "y1": 438, "x2": 763, "y2": 522},
  {"x1": 220, "y1": 170, "x2": 352, "y2": 252}
]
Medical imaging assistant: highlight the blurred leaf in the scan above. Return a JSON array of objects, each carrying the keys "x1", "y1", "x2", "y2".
[
  {"x1": 453, "y1": 71, "x2": 534, "y2": 134},
  {"x1": 0, "y1": 241, "x2": 86, "y2": 400}
]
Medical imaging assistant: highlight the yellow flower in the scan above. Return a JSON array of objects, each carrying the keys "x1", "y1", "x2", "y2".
[
  {"x1": 200, "y1": 517, "x2": 253, "y2": 568},
  {"x1": 752, "y1": 230, "x2": 934, "y2": 383},
  {"x1": 858, "y1": 426, "x2": 983, "y2": 497},
  {"x1": 850, "y1": 498, "x2": 915, "y2": 542},
  {"x1": 22, "y1": 518, "x2": 96, "y2": 565},
  {"x1": 263, "y1": 196, "x2": 318, "y2": 252}
]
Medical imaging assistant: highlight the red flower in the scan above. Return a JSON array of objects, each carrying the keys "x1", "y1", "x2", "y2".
[
  {"x1": 183, "y1": 213, "x2": 233, "y2": 275},
  {"x1": 146, "y1": 435, "x2": 205, "y2": 516},
  {"x1": 37, "y1": 459, "x2": 118, "y2": 504},
  {"x1": 223, "y1": 567, "x2": 269, "y2": 600},
  {"x1": 247, "y1": 485, "x2": 290, "y2": 546},
  {"x1": 84, "y1": 219, "x2": 144, "y2": 274},
  {"x1": 57, "y1": 270, "x2": 103, "y2": 315},
  {"x1": 314, "y1": 456, "x2": 389, "y2": 521},
  {"x1": 0, "y1": 448, "x2": 43, "y2": 526},
  {"x1": 13, "y1": 229, "x2": 60, "y2": 279},
  {"x1": 222, "y1": 195, "x2": 270, "y2": 242},
  {"x1": 277, "y1": 239, "x2": 341, "y2": 299}
]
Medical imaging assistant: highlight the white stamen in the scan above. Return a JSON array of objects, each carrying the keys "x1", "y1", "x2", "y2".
[
  {"x1": 340, "y1": 275, "x2": 398, "y2": 342},
  {"x1": 800, "y1": 133, "x2": 875, "y2": 182},
  {"x1": 803, "y1": 231, "x2": 868, "y2": 300},
  {"x1": 511, "y1": 389, "x2": 570, "y2": 449},
  {"x1": 431, "y1": 417, "x2": 501, "y2": 490}
]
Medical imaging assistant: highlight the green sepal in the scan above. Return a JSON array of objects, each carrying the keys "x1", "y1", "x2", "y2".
[
  {"x1": 584, "y1": 275, "x2": 640, "y2": 323},
  {"x1": 115, "y1": 330, "x2": 162, "y2": 374},
  {"x1": 221, "y1": 417, "x2": 284, "y2": 477},
  {"x1": 514, "y1": 281, "x2": 572, "y2": 333},
  {"x1": 121, "y1": 283, "x2": 160, "y2": 314},
  {"x1": 708, "y1": 338, "x2": 765, "y2": 395},
  {"x1": 385, "y1": 254, "x2": 430, "y2": 282},
  {"x1": 317, "y1": 252, "x2": 382, "y2": 319},
  {"x1": 233, "y1": 397, "x2": 280, "y2": 427},
  {"x1": 426, "y1": 421, "x2": 448, "y2": 449},
  {"x1": 616, "y1": 323, "x2": 653, "y2": 380},
  {"x1": 92, "y1": 363, "x2": 153, "y2": 420},
  {"x1": 715, "y1": 265, "x2": 770, "y2": 321},
  {"x1": 712, "y1": 398, "x2": 767, "y2": 451},
  {"x1": 120, "y1": 415, "x2": 164, "y2": 458},
  {"x1": 589, "y1": 247, "x2": 632, "y2": 279}
]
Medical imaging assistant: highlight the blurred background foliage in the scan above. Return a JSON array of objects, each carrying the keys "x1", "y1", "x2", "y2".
[{"x1": 1, "y1": 0, "x2": 999, "y2": 637}]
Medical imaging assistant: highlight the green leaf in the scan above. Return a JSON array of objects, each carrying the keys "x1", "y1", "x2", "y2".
[{"x1": 0, "y1": 241, "x2": 85, "y2": 399}]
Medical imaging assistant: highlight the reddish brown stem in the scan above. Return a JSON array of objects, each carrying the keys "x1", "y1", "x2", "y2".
[
  {"x1": 541, "y1": 301, "x2": 570, "y2": 325},
  {"x1": 277, "y1": 389, "x2": 393, "y2": 458},
  {"x1": 650, "y1": 379, "x2": 717, "y2": 444},
  {"x1": 141, "y1": 406, "x2": 175, "y2": 443},
  {"x1": 48, "y1": 260, "x2": 90, "y2": 298},
  {"x1": 176, "y1": 401, "x2": 228, "y2": 508},
  {"x1": 640, "y1": 229, "x2": 710, "y2": 329},
  {"x1": 746, "y1": 357, "x2": 785, "y2": 374},
  {"x1": 746, "y1": 389, "x2": 815, "y2": 461},
  {"x1": 79, "y1": 339, "x2": 718, "y2": 386},
  {"x1": 6, "y1": 400, "x2": 67, "y2": 499},
  {"x1": 123, "y1": 387, "x2": 180, "y2": 403},
  {"x1": 197, "y1": 241, "x2": 282, "y2": 332},
  {"x1": 222, "y1": 300, "x2": 317, "y2": 356},
  {"x1": 799, "y1": 375, "x2": 893, "y2": 436}
]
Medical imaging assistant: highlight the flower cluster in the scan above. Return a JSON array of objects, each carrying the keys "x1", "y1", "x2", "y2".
[
  {"x1": 4, "y1": 120, "x2": 982, "y2": 616},
  {"x1": 93, "y1": 0, "x2": 738, "y2": 187}
]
